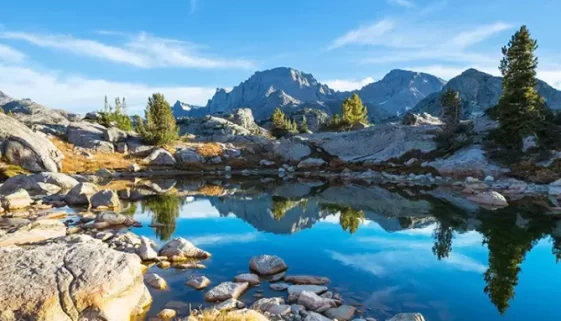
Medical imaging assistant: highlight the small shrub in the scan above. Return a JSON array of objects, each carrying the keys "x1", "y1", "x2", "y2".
[
  {"x1": 271, "y1": 108, "x2": 297, "y2": 138},
  {"x1": 98, "y1": 96, "x2": 133, "y2": 131}
]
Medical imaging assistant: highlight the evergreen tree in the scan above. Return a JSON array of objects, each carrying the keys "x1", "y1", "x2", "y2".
[
  {"x1": 137, "y1": 93, "x2": 178, "y2": 146},
  {"x1": 298, "y1": 117, "x2": 309, "y2": 133},
  {"x1": 104, "y1": 95, "x2": 109, "y2": 113},
  {"x1": 342, "y1": 94, "x2": 368, "y2": 125},
  {"x1": 497, "y1": 25, "x2": 544, "y2": 149},
  {"x1": 114, "y1": 97, "x2": 121, "y2": 114},
  {"x1": 440, "y1": 88, "x2": 461, "y2": 131},
  {"x1": 271, "y1": 107, "x2": 297, "y2": 138},
  {"x1": 122, "y1": 97, "x2": 127, "y2": 114}
]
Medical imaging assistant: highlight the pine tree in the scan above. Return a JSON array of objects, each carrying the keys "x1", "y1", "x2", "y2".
[
  {"x1": 298, "y1": 116, "x2": 309, "y2": 133},
  {"x1": 104, "y1": 95, "x2": 109, "y2": 113},
  {"x1": 114, "y1": 97, "x2": 122, "y2": 114},
  {"x1": 122, "y1": 97, "x2": 127, "y2": 114},
  {"x1": 497, "y1": 25, "x2": 544, "y2": 149},
  {"x1": 440, "y1": 88, "x2": 461, "y2": 131},
  {"x1": 342, "y1": 93, "x2": 368, "y2": 125},
  {"x1": 270, "y1": 108, "x2": 297, "y2": 138},
  {"x1": 137, "y1": 93, "x2": 178, "y2": 146}
]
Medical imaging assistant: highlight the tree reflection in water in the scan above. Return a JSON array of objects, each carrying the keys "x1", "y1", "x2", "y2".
[
  {"x1": 320, "y1": 204, "x2": 365, "y2": 234},
  {"x1": 270, "y1": 196, "x2": 307, "y2": 221},
  {"x1": 141, "y1": 194, "x2": 182, "y2": 241}
]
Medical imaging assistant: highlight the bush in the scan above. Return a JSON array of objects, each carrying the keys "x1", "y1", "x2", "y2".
[
  {"x1": 324, "y1": 114, "x2": 351, "y2": 132},
  {"x1": 98, "y1": 96, "x2": 133, "y2": 131},
  {"x1": 434, "y1": 122, "x2": 473, "y2": 153},
  {"x1": 136, "y1": 93, "x2": 178, "y2": 146}
]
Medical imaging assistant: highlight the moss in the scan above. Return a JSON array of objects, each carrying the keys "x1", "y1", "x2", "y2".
[{"x1": 0, "y1": 163, "x2": 29, "y2": 180}]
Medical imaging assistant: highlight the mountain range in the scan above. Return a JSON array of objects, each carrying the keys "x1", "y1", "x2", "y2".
[{"x1": 173, "y1": 67, "x2": 446, "y2": 122}]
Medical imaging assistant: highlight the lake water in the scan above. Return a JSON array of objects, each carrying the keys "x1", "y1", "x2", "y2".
[{"x1": 111, "y1": 178, "x2": 561, "y2": 321}]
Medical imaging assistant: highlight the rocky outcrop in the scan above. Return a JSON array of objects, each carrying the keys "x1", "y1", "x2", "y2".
[
  {"x1": 104, "y1": 127, "x2": 128, "y2": 143},
  {"x1": 402, "y1": 112, "x2": 442, "y2": 126},
  {"x1": 66, "y1": 122, "x2": 114, "y2": 153},
  {"x1": 175, "y1": 147, "x2": 205, "y2": 165},
  {"x1": 0, "y1": 219, "x2": 66, "y2": 246},
  {"x1": 0, "y1": 235, "x2": 150, "y2": 321},
  {"x1": 427, "y1": 145, "x2": 506, "y2": 178},
  {"x1": 288, "y1": 109, "x2": 330, "y2": 133},
  {"x1": 304, "y1": 123, "x2": 437, "y2": 163},
  {"x1": 0, "y1": 113, "x2": 64, "y2": 172},
  {"x1": 1, "y1": 97, "x2": 81, "y2": 125},
  {"x1": 0, "y1": 173, "x2": 78, "y2": 195},
  {"x1": 271, "y1": 138, "x2": 312, "y2": 162},
  {"x1": 412, "y1": 68, "x2": 561, "y2": 118}
]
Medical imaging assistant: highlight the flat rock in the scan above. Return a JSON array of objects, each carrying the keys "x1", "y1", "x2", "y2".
[
  {"x1": 0, "y1": 219, "x2": 66, "y2": 246},
  {"x1": 297, "y1": 158, "x2": 327, "y2": 169},
  {"x1": 204, "y1": 281, "x2": 249, "y2": 302},
  {"x1": 215, "y1": 298, "x2": 246, "y2": 311},
  {"x1": 0, "y1": 235, "x2": 150, "y2": 321},
  {"x1": 304, "y1": 311, "x2": 332, "y2": 321},
  {"x1": 324, "y1": 305, "x2": 357, "y2": 321},
  {"x1": 285, "y1": 275, "x2": 330, "y2": 285},
  {"x1": 1, "y1": 188, "x2": 32, "y2": 210},
  {"x1": 272, "y1": 138, "x2": 311, "y2": 162},
  {"x1": 66, "y1": 121, "x2": 114, "y2": 153},
  {"x1": 158, "y1": 237, "x2": 211, "y2": 260},
  {"x1": 387, "y1": 313, "x2": 426, "y2": 321},
  {"x1": 268, "y1": 304, "x2": 291, "y2": 316},
  {"x1": 249, "y1": 254, "x2": 288, "y2": 275},
  {"x1": 233, "y1": 273, "x2": 260, "y2": 286},
  {"x1": 288, "y1": 285, "x2": 328, "y2": 296},
  {"x1": 186, "y1": 275, "x2": 211, "y2": 290},
  {"x1": 270, "y1": 282, "x2": 290, "y2": 291},
  {"x1": 95, "y1": 211, "x2": 136, "y2": 226}
]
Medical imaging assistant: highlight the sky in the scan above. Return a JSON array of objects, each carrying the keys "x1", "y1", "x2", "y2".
[{"x1": 1, "y1": 0, "x2": 561, "y2": 114}]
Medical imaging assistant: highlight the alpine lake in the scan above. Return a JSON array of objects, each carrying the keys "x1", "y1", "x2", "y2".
[{"x1": 67, "y1": 176, "x2": 561, "y2": 321}]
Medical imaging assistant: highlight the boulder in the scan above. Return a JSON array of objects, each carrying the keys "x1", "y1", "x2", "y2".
[
  {"x1": 1, "y1": 189, "x2": 32, "y2": 210},
  {"x1": 65, "y1": 183, "x2": 99, "y2": 206},
  {"x1": 175, "y1": 148, "x2": 205, "y2": 165},
  {"x1": 116, "y1": 142, "x2": 128, "y2": 153},
  {"x1": 468, "y1": 191, "x2": 508, "y2": 207},
  {"x1": 271, "y1": 138, "x2": 311, "y2": 162},
  {"x1": 186, "y1": 275, "x2": 211, "y2": 290},
  {"x1": 233, "y1": 273, "x2": 260, "y2": 286},
  {"x1": 387, "y1": 313, "x2": 426, "y2": 321},
  {"x1": 145, "y1": 273, "x2": 167, "y2": 290},
  {"x1": 90, "y1": 190, "x2": 121, "y2": 208},
  {"x1": 204, "y1": 281, "x2": 249, "y2": 302},
  {"x1": 158, "y1": 237, "x2": 211, "y2": 260},
  {"x1": 0, "y1": 235, "x2": 150, "y2": 321},
  {"x1": 0, "y1": 113, "x2": 64, "y2": 172},
  {"x1": 297, "y1": 291, "x2": 337, "y2": 311},
  {"x1": 126, "y1": 137, "x2": 154, "y2": 157},
  {"x1": 288, "y1": 285, "x2": 328, "y2": 296},
  {"x1": 284, "y1": 275, "x2": 330, "y2": 285},
  {"x1": 143, "y1": 148, "x2": 176, "y2": 166},
  {"x1": 297, "y1": 158, "x2": 327, "y2": 169},
  {"x1": 95, "y1": 211, "x2": 136, "y2": 226},
  {"x1": 231, "y1": 108, "x2": 258, "y2": 131},
  {"x1": 67, "y1": 121, "x2": 114, "y2": 153},
  {"x1": 0, "y1": 219, "x2": 66, "y2": 246},
  {"x1": 1, "y1": 98, "x2": 81, "y2": 125},
  {"x1": 270, "y1": 282, "x2": 289, "y2": 291},
  {"x1": 249, "y1": 254, "x2": 288, "y2": 275},
  {"x1": 35, "y1": 172, "x2": 79, "y2": 190},
  {"x1": 324, "y1": 305, "x2": 357, "y2": 321},
  {"x1": 136, "y1": 242, "x2": 158, "y2": 261},
  {"x1": 157, "y1": 309, "x2": 176, "y2": 319},
  {"x1": 104, "y1": 127, "x2": 128, "y2": 143}
]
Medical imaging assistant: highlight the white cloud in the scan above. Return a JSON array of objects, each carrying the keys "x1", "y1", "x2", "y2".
[
  {"x1": 329, "y1": 19, "x2": 397, "y2": 50},
  {"x1": 0, "y1": 30, "x2": 254, "y2": 69},
  {"x1": 323, "y1": 77, "x2": 374, "y2": 91},
  {"x1": 538, "y1": 68, "x2": 561, "y2": 89},
  {"x1": 0, "y1": 43, "x2": 26, "y2": 63},
  {"x1": 0, "y1": 64, "x2": 216, "y2": 114},
  {"x1": 189, "y1": 232, "x2": 259, "y2": 246},
  {"x1": 189, "y1": 0, "x2": 198, "y2": 15},
  {"x1": 449, "y1": 22, "x2": 511, "y2": 49},
  {"x1": 387, "y1": 0, "x2": 415, "y2": 8},
  {"x1": 404, "y1": 64, "x2": 499, "y2": 80}
]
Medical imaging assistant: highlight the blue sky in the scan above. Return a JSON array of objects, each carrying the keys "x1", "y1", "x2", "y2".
[{"x1": 1, "y1": 0, "x2": 560, "y2": 114}]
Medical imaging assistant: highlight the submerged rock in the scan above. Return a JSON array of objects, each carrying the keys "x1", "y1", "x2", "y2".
[
  {"x1": 297, "y1": 290, "x2": 337, "y2": 311},
  {"x1": 304, "y1": 311, "x2": 332, "y2": 321},
  {"x1": 251, "y1": 297, "x2": 285, "y2": 312},
  {"x1": 0, "y1": 235, "x2": 150, "y2": 321},
  {"x1": 288, "y1": 285, "x2": 328, "y2": 296},
  {"x1": 324, "y1": 305, "x2": 357, "y2": 321},
  {"x1": 204, "y1": 281, "x2": 249, "y2": 302},
  {"x1": 233, "y1": 273, "x2": 260, "y2": 286},
  {"x1": 249, "y1": 254, "x2": 288, "y2": 275},
  {"x1": 284, "y1": 275, "x2": 330, "y2": 285},
  {"x1": 158, "y1": 237, "x2": 211, "y2": 260},
  {"x1": 145, "y1": 273, "x2": 167, "y2": 290},
  {"x1": 270, "y1": 282, "x2": 290, "y2": 291},
  {"x1": 387, "y1": 313, "x2": 426, "y2": 321},
  {"x1": 95, "y1": 211, "x2": 136, "y2": 226}
]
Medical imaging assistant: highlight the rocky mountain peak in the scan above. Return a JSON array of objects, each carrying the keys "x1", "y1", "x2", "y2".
[{"x1": 0, "y1": 90, "x2": 14, "y2": 107}]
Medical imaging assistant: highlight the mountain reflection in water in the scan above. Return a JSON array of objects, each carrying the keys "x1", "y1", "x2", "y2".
[{"x1": 120, "y1": 177, "x2": 561, "y2": 320}]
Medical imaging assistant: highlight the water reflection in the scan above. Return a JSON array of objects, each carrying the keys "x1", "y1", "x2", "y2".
[{"x1": 124, "y1": 177, "x2": 561, "y2": 317}]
